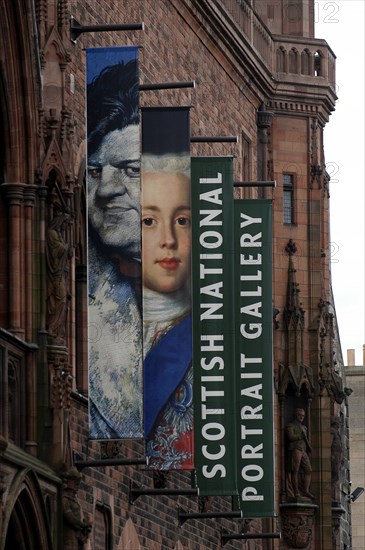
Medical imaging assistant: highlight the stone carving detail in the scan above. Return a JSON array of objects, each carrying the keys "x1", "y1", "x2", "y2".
[
  {"x1": 331, "y1": 415, "x2": 343, "y2": 503},
  {"x1": 283, "y1": 240, "x2": 306, "y2": 371},
  {"x1": 49, "y1": 353, "x2": 72, "y2": 410},
  {"x1": 285, "y1": 408, "x2": 314, "y2": 500},
  {"x1": 61, "y1": 465, "x2": 92, "y2": 548},
  {"x1": 318, "y1": 299, "x2": 352, "y2": 403},
  {"x1": 310, "y1": 118, "x2": 323, "y2": 188},
  {"x1": 100, "y1": 440, "x2": 124, "y2": 459},
  {"x1": 46, "y1": 210, "x2": 72, "y2": 343},
  {"x1": 282, "y1": 514, "x2": 313, "y2": 548}
]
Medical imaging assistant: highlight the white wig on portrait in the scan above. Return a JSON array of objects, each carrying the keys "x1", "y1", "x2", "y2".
[{"x1": 142, "y1": 153, "x2": 190, "y2": 179}]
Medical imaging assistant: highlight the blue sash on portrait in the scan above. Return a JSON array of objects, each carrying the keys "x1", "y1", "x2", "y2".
[{"x1": 144, "y1": 314, "x2": 192, "y2": 437}]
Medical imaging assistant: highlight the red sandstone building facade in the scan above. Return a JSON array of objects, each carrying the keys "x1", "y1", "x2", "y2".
[{"x1": 0, "y1": 1, "x2": 352, "y2": 548}]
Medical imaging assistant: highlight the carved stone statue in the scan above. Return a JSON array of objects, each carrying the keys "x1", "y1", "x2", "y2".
[
  {"x1": 286, "y1": 408, "x2": 314, "y2": 499},
  {"x1": 46, "y1": 211, "x2": 72, "y2": 342},
  {"x1": 61, "y1": 466, "x2": 92, "y2": 549}
]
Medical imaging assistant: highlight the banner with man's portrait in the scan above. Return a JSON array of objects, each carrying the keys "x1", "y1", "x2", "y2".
[
  {"x1": 141, "y1": 107, "x2": 193, "y2": 470},
  {"x1": 87, "y1": 47, "x2": 143, "y2": 439}
]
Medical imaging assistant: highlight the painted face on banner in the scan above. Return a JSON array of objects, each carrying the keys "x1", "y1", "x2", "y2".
[
  {"x1": 142, "y1": 171, "x2": 191, "y2": 293},
  {"x1": 87, "y1": 124, "x2": 141, "y2": 259}
]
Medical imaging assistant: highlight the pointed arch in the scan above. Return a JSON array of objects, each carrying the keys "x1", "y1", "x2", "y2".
[
  {"x1": 314, "y1": 50, "x2": 323, "y2": 76},
  {"x1": 2, "y1": 469, "x2": 53, "y2": 550},
  {"x1": 0, "y1": 0, "x2": 40, "y2": 184},
  {"x1": 276, "y1": 46, "x2": 286, "y2": 73},
  {"x1": 288, "y1": 48, "x2": 299, "y2": 74},
  {"x1": 301, "y1": 49, "x2": 311, "y2": 76}
]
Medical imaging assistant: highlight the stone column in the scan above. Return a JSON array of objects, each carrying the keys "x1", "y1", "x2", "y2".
[
  {"x1": 1, "y1": 183, "x2": 25, "y2": 336},
  {"x1": 24, "y1": 185, "x2": 37, "y2": 341},
  {"x1": 256, "y1": 102, "x2": 273, "y2": 198}
]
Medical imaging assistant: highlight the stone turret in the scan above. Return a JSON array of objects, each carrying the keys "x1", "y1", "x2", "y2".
[{"x1": 253, "y1": 0, "x2": 315, "y2": 37}]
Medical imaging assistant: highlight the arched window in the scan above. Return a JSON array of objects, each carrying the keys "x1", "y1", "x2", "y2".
[
  {"x1": 4, "y1": 477, "x2": 52, "y2": 550},
  {"x1": 301, "y1": 49, "x2": 311, "y2": 75},
  {"x1": 314, "y1": 50, "x2": 323, "y2": 76},
  {"x1": 8, "y1": 358, "x2": 19, "y2": 444},
  {"x1": 289, "y1": 48, "x2": 298, "y2": 74},
  {"x1": 277, "y1": 47, "x2": 286, "y2": 72},
  {"x1": 283, "y1": 173, "x2": 295, "y2": 225},
  {"x1": 94, "y1": 504, "x2": 112, "y2": 549},
  {"x1": 0, "y1": 337, "x2": 27, "y2": 447}
]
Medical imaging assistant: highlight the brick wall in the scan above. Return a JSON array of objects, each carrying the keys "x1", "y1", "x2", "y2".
[{"x1": 65, "y1": 3, "x2": 263, "y2": 544}]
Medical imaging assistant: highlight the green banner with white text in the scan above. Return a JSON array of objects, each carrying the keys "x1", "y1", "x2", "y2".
[
  {"x1": 234, "y1": 199, "x2": 274, "y2": 517},
  {"x1": 192, "y1": 157, "x2": 237, "y2": 496}
]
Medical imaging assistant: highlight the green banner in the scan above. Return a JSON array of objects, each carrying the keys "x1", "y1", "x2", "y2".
[
  {"x1": 192, "y1": 157, "x2": 237, "y2": 496},
  {"x1": 234, "y1": 199, "x2": 274, "y2": 517}
]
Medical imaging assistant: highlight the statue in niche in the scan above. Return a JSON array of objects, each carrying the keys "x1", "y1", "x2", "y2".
[
  {"x1": 331, "y1": 416, "x2": 343, "y2": 503},
  {"x1": 61, "y1": 466, "x2": 92, "y2": 548},
  {"x1": 46, "y1": 210, "x2": 72, "y2": 342},
  {"x1": 286, "y1": 408, "x2": 314, "y2": 499}
]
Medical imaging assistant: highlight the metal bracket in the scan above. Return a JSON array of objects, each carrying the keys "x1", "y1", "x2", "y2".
[
  {"x1": 191, "y1": 136, "x2": 238, "y2": 143},
  {"x1": 129, "y1": 480, "x2": 198, "y2": 505},
  {"x1": 234, "y1": 180, "x2": 276, "y2": 187},
  {"x1": 73, "y1": 451, "x2": 146, "y2": 470},
  {"x1": 140, "y1": 81, "x2": 195, "y2": 91},
  {"x1": 178, "y1": 506, "x2": 242, "y2": 526},
  {"x1": 71, "y1": 16, "x2": 144, "y2": 43}
]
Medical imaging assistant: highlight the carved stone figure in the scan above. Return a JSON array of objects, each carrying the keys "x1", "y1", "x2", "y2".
[
  {"x1": 46, "y1": 211, "x2": 72, "y2": 342},
  {"x1": 286, "y1": 408, "x2": 314, "y2": 499},
  {"x1": 282, "y1": 514, "x2": 313, "y2": 548},
  {"x1": 61, "y1": 466, "x2": 91, "y2": 549}
]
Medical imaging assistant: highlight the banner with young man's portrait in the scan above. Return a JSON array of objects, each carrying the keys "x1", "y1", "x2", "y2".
[
  {"x1": 86, "y1": 47, "x2": 143, "y2": 440},
  {"x1": 141, "y1": 107, "x2": 193, "y2": 470}
]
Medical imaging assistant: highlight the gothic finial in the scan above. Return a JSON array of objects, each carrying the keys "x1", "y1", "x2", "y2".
[
  {"x1": 285, "y1": 239, "x2": 297, "y2": 256},
  {"x1": 257, "y1": 102, "x2": 273, "y2": 128}
]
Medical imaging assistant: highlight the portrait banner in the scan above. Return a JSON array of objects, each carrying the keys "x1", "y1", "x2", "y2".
[
  {"x1": 191, "y1": 157, "x2": 237, "y2": 496},
  {"x1": 234, "y1": 199, "x2": 275, "y2": 517},
  {"x1": 141, "y1": 107, "x2": 193, "y2": 470},
  {"x1": 86, "y1": 47, "x2": 143, "y2": 439}
]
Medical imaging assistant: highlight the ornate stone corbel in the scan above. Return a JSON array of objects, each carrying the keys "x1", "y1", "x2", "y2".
[
  {"x1": 49, "y1": 348, "x2": 71, "y2": 410},
  {"x1": 281, "y1": 507, "x2": 317, "y2": 549}
]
